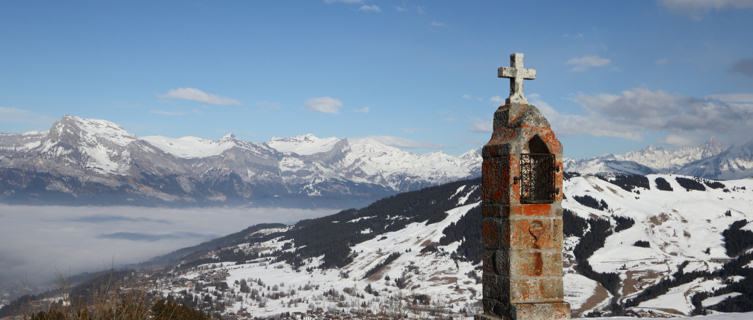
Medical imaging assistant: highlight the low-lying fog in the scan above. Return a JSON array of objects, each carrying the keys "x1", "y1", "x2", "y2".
[{"x1": 0, "y1": 204, "x2": 335, "y2": 298}]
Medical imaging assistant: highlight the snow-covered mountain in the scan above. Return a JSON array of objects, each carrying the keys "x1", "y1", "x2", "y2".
[
  {"x1": 0, "y1": 116, "x2": 480, "y2": 207},
  {"x1": 677, "y1": 140, "x2": 753, "y2": 180},
  {"x1": 612, "y1": 139, "x2": 726, "y2": 171},
  {"x1": 563, "y1": 157, "x2": 657, "y2": 176},
  {"x1": 6, "y1": 172, "x2": 746, "y2": 318},
  {"x1": 2, "y1": 115, "x2": 752, "y2": 207},
  {"x1": 565, "y1": 139, "x2": 753, "y2": 180}
]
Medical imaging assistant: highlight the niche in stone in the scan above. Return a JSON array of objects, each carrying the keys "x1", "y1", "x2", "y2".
[{"x1": 521, "y1": 135, "x2": 555, "y2": 204}]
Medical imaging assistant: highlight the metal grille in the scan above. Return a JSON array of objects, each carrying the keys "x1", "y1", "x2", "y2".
[{"x1": 520, "y1": 153, "x2": 555, "y2": 203}]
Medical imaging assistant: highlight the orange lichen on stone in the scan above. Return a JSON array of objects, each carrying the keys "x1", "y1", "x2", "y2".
[
  {"x1": 510, "y1": 219, "x2": 558, "y2": 250},
  {"x1": 522, "y1": 204, "x2": 551, "y2": 216}
]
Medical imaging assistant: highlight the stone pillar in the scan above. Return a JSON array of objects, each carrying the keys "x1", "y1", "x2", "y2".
[{"x1": 475, "y1": 100, "x2": 570, "y2": 320}]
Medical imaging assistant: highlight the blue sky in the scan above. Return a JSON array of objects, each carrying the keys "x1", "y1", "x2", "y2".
[{"x1": 0, "y1": 0, "x2": 752, "y2": 158}]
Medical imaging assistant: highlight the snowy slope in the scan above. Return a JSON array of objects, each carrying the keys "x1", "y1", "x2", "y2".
[
  {"x1": 563, "y1": 173, "x2": 753, "y2": 316},
  {"x1": 141, "y1": 134, "x2": 238, "y2": 158},
  {"x1": 3, "y1": 172, "x2": 752, "y2": 318},
  {"x1": 678, "y1": 141, "x2": 753, "y2": 180},
  {"x1": 158, "y1": 200, "x2": 483, "y2": 319},
  {"x1": 569, "y1": 138, "x2": 753, "y2": 180},
  {"x1": 584, "y1": 314, "x2": 753, "y2": 320},
  {"x1": 35, "y1": 115, "x2": 138, "y2": 175},
  {"x1": 117, "y1": 173, "x2": 753, "y2": 319},
  {"x1": 612, "y1": 140, "x2": 726, "y2": 171},
  {"x1": 267, "y1": 134, "x2": 343, "y2": 156},
  {"x1": 564, "y1": 158, "x2": 656, "y2": 176}
]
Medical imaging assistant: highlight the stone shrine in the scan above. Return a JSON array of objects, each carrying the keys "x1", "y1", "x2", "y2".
[{"x1": 476, "y1": 53, "x2": 571, "y2": 320}]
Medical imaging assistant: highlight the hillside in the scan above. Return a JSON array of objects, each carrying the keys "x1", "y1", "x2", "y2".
[{"x1": 6, "y1": 172, "x2": 751, "y2": 318}]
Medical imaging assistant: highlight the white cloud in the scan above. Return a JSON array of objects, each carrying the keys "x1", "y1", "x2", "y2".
[
  {"x1": 395, "y1": 5, "x2": 407, "y2": 12},
  {"x1": 659, "y1": 133, "x2": 697, "y2": 146},
  {"x1": 0, "y1": 204, "x2": 333, "y2": 291},
  {"x1": 359, "y1": 4, "x2": 381, "y2": 12},
  {"x1": 567, "y1": 55, "x2": 611, "y2": 72},
  {"x1": 305, "y1": 96, "x2": 342, "y2": 114},
  {"x1": 533, "y1": 98, "x2": 641, "y2": 140},
  {"x1": 354, "y1": 106, "x2": 370, "y2": 113},
  {"x1": 659, "y1": 0, "x2": 753, "y2": 18},
  {"x1": 707, "y1": 93, "x2": 753, "y2": 103},
  {"x1": 149, "y1": 109, "x2": 185, "y2": 116},
  {"x1": 356, "y1": 135, "x2": 444, "y2": 149},
  {"x1": 159, "y1": 88, "x2": 241, "y2": 105},
  {"x1": 431, "y1": 21, "x2": 446, "y2": 27},
  {"x1": 402, "y1": 127, "x2": 418, "y2": 134},
  {"x1": 532, "y1": 88, "x2": 753, "y2": 145}
]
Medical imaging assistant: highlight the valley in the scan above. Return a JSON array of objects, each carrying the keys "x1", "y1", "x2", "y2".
[{"x1": 4, "y1": 173, "x2": 750, "y2": 318}]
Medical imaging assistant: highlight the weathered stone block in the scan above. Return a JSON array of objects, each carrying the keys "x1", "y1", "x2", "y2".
[
  {"x1": 510, "y1": 218, "x2": 555, "y2": 250},
  {"x1": 483, "y1": 250, "x2": 496, "y2": 274},
  {"x1": 494, "y1": 106, "x2": 512, "y2": 129},
  {"x1": 522, "y1": 203, "x2": 551, "y2": 216},
  {"x1": 480, "y1": 299, "x2": 510, "y2": 319},
  {"x1": 483, "y1": 203, "x2": 511, "y2": 218},
  {"x1": 482, "y1": 272, "x2": 510, "y2": 302},
  {"x1": 494, "y1": 249, "x2": 510, "y2": 275},
  {"x1": 513, "y1": 105, "x2": 550, "y2": 128},
  {"x1": 511, "y1": 302, "x2": 571, "y2": 320},
  {"x1": 483, "y1": 142, "x2": 513, "y2": 158},
  {"x1": 510, "y1": 251, "x2": 562, "y2": 277},
  {"x1": 475, "y1": 311, "x2": 505, "y2": 320},
  {"x1": 482, "y1": 217, "x2": 510, "y2": 249},
  {"x1": 551, "y1": 202, "x2": 563, "y2": 217},
  {"x1": 551, "y1": 218, "x2": 563, "y2": 249},
  {"x1": 510, "y1": 277, "x2": 564, "y2": 303},
  {"x1": 482, "y1": 155, "x2": 510, "y2": 202}
]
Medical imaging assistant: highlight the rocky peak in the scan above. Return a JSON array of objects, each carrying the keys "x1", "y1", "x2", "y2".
[
  {"x1": 220, "y1": 133, "x2": 237, "y2": 142},
  {"x1": 47, "y1": 115, "x2": 135, "y2": 147}
]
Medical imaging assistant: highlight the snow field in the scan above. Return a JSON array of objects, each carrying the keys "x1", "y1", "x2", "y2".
[
  {"x1": 154, "y1": 175, "x2": 753, "y2": 318},
  {"x1": 164, "y1": 201, "x2": 482, "y2": 318}
]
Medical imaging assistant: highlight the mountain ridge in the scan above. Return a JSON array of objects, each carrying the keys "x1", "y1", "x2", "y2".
[
  {"x1": 0, "y1": 116, "x2": 481, "y2": 207},
  {"x1": 565, "y1": 139, "x2": 753, "y2": 180},
  {"x1": 2, "y1": 115, "x2": 753, "y2": 208}
]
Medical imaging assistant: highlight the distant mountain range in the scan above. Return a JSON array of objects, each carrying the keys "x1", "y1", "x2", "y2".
[
  {"x1": 0, "y1": 116, "x2": 478, "y2": 207},
  {"x1": 1, "y1": 115, "x2": 752, "y2": 207},
  {"x1": 564, "y1": 139, "x2": 753, "y2": 180}
]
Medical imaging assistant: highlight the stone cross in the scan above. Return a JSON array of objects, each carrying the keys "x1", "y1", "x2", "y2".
[
  {"x1": 477, "y1": 52, "x2": 569, "y2": 320},
  {"x1": 498, "y1": 53, "x2": 536, "y2": 105}
]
